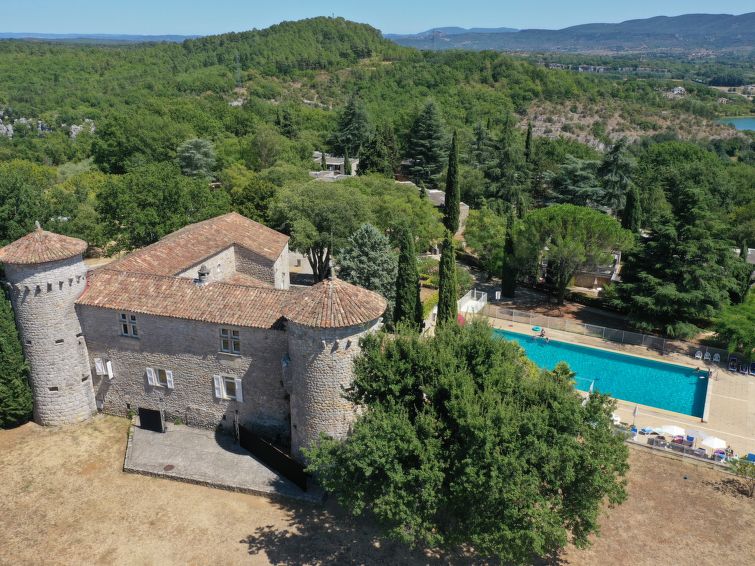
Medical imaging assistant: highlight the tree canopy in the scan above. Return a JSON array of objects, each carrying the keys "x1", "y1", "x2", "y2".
[
  {"x1": 305, "y1": 320, "x2": 628, "y2": 563},
  {"x1": 518, "y1": 204, "x2": 633, "y2": 304},
  {"x1": 0, "y1": 292, "x2": 32, "y2": 428}
]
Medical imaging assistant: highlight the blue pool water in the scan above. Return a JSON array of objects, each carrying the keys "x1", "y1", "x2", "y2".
[
  {"x1": 717, "y1": 116, "x2": 755, "y2": 131},
  {"x1": 495, "y1": 329, "x2": 708, "y2": 417}
]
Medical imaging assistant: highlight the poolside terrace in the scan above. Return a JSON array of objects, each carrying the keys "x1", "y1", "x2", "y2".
[{"x1": 487, "y1": 316, "x2": 755, "y2": 457}]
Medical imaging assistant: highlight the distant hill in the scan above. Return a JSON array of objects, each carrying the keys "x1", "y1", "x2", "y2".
[
  {"x1": 0, "y1": 33, "x2": 196, "y2": 43},
  {"x1": 388, "y1": 12, "x2": 755, "y2": 54},
  {"x1": 386, "y1": 26, "x2": 517, "y2": 39}
]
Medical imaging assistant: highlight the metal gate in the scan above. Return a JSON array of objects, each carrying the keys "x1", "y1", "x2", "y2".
[
  {"x1": 239, "y1": 425, "x2": 307, "y2": 491},
  {"x1": 138, "y1": 407, "x2": 164, "y2": 433}
]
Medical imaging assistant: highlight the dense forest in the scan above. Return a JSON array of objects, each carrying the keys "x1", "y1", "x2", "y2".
[{"x1": 0, "y1": 16, "x2": 753, "y2": 343}]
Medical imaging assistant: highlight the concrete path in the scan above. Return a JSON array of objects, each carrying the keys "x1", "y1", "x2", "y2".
[{"x1": 124, "y1": 423, "x2": 322, "y2": 503}]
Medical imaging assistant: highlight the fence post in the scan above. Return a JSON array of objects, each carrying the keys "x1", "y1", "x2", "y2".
[{"x1": 602, "y1": 327, "x2": 606, "y2": 339}]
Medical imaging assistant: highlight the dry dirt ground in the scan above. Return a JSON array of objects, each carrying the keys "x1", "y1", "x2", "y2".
[{"x1": 1, "y1": 416, "x2": 754, "y2": 566}]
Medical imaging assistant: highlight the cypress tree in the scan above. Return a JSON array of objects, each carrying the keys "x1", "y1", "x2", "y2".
[
  {"x1": 621, "y1": 184, "x2": 642, "y2": 233},
  {"x1": 501, "y1": 211, "x2": 517, "y2": 298},
  {"x1": 524, "y1": 121, "x2": 533, "y2": 164},
  {"x1": 436, "y1": 231, "x2": 458, "y2": 326},
  {"x1": 394, "y1": 226, "x2": 422, "y2": 330},
  {"x1": 344, "y1": 153, "x2": 352, "y2": 175},
  {"x1": 0, "y1": 292, "x2": 32, "y2": 427},
  {"x1": 444, "y1": 130, "x2": 461, "y2": 234},
  {"x1": 320, "y1": 150, "x2": 327, "y2": 171}
]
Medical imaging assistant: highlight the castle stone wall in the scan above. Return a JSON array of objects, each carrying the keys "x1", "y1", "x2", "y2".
[
  {"x1": 235, "y1": 245, "x2": 290, "y2": 290},
  {"x1": 77, "y1": 305, "x2": 290, "y2": 442},
  {"x1": 5, "y1": 256, "x2": 96, "y2": 425},
  {"x1": 286, "y1": 319, "x2": 380, "y2": 461}
]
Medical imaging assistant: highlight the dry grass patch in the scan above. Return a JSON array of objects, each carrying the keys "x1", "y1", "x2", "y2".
[{"x1": 1, "y1": 416, "x2": 753, "y2": 565}]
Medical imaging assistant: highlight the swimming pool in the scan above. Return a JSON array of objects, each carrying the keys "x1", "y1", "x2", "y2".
[{"x1": 494, "y1": 329, "x2": 708, "y2": 417}]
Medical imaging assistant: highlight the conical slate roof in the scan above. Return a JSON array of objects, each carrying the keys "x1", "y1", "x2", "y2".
[
  {"x1": 0, "y1": 225, "x2": 87, "y2": 265},
  {"x1": 283, "y1": 276, "x2": 387, "y2": 329}
]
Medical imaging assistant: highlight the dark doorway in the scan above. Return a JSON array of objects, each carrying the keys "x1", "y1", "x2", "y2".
[{"x1": 138, "y1": 407, "x2": 164, "y2": 433}]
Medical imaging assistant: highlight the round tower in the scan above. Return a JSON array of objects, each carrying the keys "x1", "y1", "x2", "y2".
[
  {"x1": 283, "y1": 275, "x2": 387, "y2": 461},
  {"x1": 0, "y1": 225, "x2": 96, "y2": 425}
]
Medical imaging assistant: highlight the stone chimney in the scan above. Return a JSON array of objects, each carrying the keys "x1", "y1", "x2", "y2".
[{"x1": 195, "y1": 264, "x2": 210, "y2": 286}]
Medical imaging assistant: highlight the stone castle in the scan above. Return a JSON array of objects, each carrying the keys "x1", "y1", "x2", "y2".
[{"x1": 0, "y1": 213, "x2": 387, "y2": 460}]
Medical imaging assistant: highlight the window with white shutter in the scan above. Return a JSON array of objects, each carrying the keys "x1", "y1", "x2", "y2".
[
  {"x1": 234, "y1": 378, "x2": 243, "y2": 403},
  {"x1": 165, "y1": 370, "x2": 174, "y2": 389},
  {"x1": 106, "y1": 361, "x2": 114, "y2": 380},
  {"x1": 214, "y1": 375, "x2": 243, "y2": 401},
  {"x1": 94, "y1": 358, "x2": 106, "y2": 375},
  {"x1": 146, "y1": 367, "x2": 156, "y2": 386},
  {"x1": 213, "y1": 375, "x2": 223, "y2": 398}
]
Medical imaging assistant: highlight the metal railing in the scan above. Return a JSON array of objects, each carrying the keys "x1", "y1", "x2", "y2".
[{"x1": 484, "y1": 305, "x2": 735, "y2": 363}]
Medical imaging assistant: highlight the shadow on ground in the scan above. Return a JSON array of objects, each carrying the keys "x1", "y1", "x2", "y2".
[
  {"x1": 240, "y1": 496, "x2": 569, "y2": 566},
  {"x1": 703, "y1": 477, "x2": 752, "y2": 498}
]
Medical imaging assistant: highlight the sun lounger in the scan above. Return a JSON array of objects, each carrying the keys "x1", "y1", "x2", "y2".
[
  {"x1": 640, "y1": 427, "x2": 654, "y2": 435},
  {"x1": 739, "y1": 363, "x2": 748, "y2": 374},
  {"x1": 712, "y1": 353, "x2": 721, "y2": 364},
  {"x1": 728, "y1": 357, "x2": 738, "y2": 371},
  {"x1": 703, "y1": 351, "x2": 711, "y2": 361},
  {"x1": 750, "y1": 362, "x2": 755, "y2": 375},
  {"x1": 694, "y1": 350, "x2": 703, "y2": 360}
]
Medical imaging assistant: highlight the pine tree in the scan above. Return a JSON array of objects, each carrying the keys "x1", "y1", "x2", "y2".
[
  {"x1": 357, "y1": 123, "x2": 399, "y2": 176},
  {"x1": 436, "y1": 231, "x2": 458, "y2": 325},
  {"x1": 394, "y1": 226, "x2": 422, "y2": 330},
  {"x1": 407, "y1": 101, "x2": 446, "y2": 188},
  {"x1": 176, "y1": 138, "x2": 216, "y2": 178},
  {"x1": 331, "y1": 95, "x2": 371, "y2": 157},
  {"x1": 598, "y1": 139, "x2": 633, "y2": 214},
  {"x1": 621, "y1": 184, "x2": 642, "y2": 233},
  {"x1": 443, "y1": 131, "x2": 460, "y2": 234},
  {"x1": 501, "y1": 211, "x2": 517, "y2": 298},
  {"x1": 0, "y1": 292, "x2": 32, "y2": 427}
]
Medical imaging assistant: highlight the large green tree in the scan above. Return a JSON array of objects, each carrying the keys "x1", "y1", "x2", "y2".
[
  {"x1": 0, "y1": 292, "x2": 32, "y2": 428},
  {"x1": 443, "y1": 131, "x2": 460, "y2": 234},
  {"x1": 597, "y1": 139, "x2": 633, "y2": 214},
  {"x1": 621, "y1": 184, "x2": 643, "y2": 233},
  {"x1": 97, "y1": 162, "x2": 230, "y2": 251},
  {"x1": 0, "y1": 160, "x2": 55, "y2": 246},
  {"x1": 357, "y1": 123, "x2": 399, "y2": 177},
  {"x1": 436, "y1": 231, "x2": 458, "y2": 325},
  {"x1": 270, "y1": 181, "x2": 372, "y2": 281},
  {"x1": 715, "y1": 293, "x2": 755, "y2": 362},
  {"x1": 337, "y1": 224, "x2": 398, "y2": 318},
  {"x1": 618, "y1": 183, "x2": 745, "y2": 337},
  {"x1": 463, "y1": 206, "x2": 506, "y2": 278},
  {"x1": 519, "y1": 205, "x2": 632, "y2": 305},
  {"x1": 407, "y1": 101, "x2": 446, "y2": 188},
  {"x1": 330, "y1": 95, "x2": 371, "y2": 157},
  {"x1": 393, "y1": 226, "x2": 423, "y2": 330},
  {"x1": 305, "y1": 320, "x2": 629, "y2": 563},
  {"x1": 176, "y1": 138, "x2": 216, "y2": 178}
]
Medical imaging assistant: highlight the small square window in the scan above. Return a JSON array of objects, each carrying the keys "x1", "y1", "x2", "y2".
[
  {"x1": 219, "y1": 328, "x2": 240, "y2": 354},
  {"x1": 156, "y1": 369, "x2": 168, "y2": 387},
  {"x1": 120, "y1": 313, "x2": 138, "y2": 337},
  {"x1": 224, "y1": 377, "x2": 237, "y2": 399}
]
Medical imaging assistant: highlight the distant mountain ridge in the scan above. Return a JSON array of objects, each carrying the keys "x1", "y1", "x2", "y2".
[
  {"x1": 386, "y1": 26, "x2": 518, "y2": 39},
  {"x1": 388, "y1": 12, "x2": 755, "y2": 54},
  {"x1": 0, "y1": 33, "x2": 196, "y2": 43}
]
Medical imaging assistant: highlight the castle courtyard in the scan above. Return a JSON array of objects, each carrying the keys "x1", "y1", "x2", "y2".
[{"x1": 1, "y1": 415, "x2": 753, "y2": 566}]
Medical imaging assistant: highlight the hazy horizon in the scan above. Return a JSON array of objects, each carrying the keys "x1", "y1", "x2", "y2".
[{"x1": 1, "y1": 1, "x2": 753, "y2": 36}]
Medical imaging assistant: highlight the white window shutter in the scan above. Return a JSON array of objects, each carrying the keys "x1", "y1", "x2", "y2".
[
  {"x1": 213, "y1": 375, "x2": 223, "y2": 398},
  {"x1": 146, "y1": 367, "x2": 156, "y2": 386},
  {"x1": 234, "y1": 378, "x2": 243, "y2": 403},
  {"x1": 106, "y1": 361, "x2": 114, "y2": 381},
  {"x1": 94, "y1": 358, "x2": 105, "y2": 375},
  {"x1": 165, "y1": 370, "x2": 174, "y2": 389}
]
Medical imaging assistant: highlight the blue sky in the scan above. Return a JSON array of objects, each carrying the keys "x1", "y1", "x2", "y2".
[{"x1": 2, "y1": 0, "x2": 753, "y2": 35}]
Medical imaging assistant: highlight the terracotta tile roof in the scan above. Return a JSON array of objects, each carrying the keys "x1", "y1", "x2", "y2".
[
  {"x1": 283, "y1": 276, "x2": 387, "y2": 329},
  {"x1": 77, "y1": 269, "x2": 289, "y2": 329},
  {"x1": 0, "y1": 226, "x2": 87, "y2": 265},
  {"x1": 224, "y1": 272, "x2": 273, "y2": 288},
  {"x1": 107, "y1": 212, "x2": 288, "y2": 276}
]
